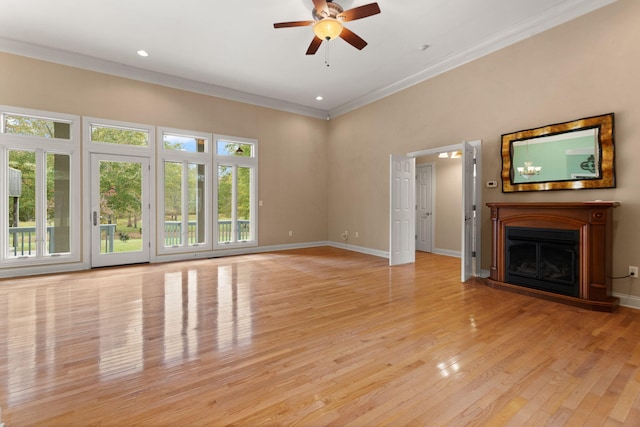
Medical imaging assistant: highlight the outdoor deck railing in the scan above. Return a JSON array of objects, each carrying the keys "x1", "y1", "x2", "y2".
[
  {"x1": 8, "y1": 221, "x2": 251, "y2": 255},
  {"x1": 8, "y1": 225, "x2": 116, "y2": 256}
]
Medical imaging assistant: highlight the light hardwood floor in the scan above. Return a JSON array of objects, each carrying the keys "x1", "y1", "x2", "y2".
[{"x1": 2, "y1": 247, "x2": 640, "y2": 426}]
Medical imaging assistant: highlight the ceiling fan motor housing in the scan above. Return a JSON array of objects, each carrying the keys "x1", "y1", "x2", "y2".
[{"x1": 312, "y1": 1, "x2": 344, "y2": 21}]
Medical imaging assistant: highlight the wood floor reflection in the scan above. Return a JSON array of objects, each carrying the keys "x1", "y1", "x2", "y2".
[{"x1": 2, "y1": 247, "x2": 640, "y2": 425}]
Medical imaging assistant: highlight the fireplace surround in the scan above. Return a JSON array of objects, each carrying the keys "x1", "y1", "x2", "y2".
[{"x1": 486, "y1": 202, "x2": 620, "y2": 312}]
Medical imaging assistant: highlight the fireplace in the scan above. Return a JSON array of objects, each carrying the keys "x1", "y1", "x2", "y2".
[
  {"x1": 486, "y1": 202, "x2": 619, "y2": 312},
  {"x1": 505, "y1": 227, "x2": 579, "y2": 297}
]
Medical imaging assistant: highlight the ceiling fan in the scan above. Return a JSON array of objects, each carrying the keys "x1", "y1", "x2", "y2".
[{"x1": 273, "y1": 0, "x2": 381, "y2": 55}]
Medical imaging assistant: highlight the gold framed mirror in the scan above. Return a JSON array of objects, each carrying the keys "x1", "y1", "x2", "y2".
[{"x1": 501, "y1": 113, "x2": 615, "y2": 192}]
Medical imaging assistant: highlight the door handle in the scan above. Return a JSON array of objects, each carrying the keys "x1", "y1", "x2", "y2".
[{"x1": 93, "y1": 211, "x2": 98, "y2": 226}]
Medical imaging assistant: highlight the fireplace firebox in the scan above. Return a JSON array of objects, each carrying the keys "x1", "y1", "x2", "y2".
[
  {"x1": 486, "y1": 202, "x2": 620, "y2": 312},
  {"x1": 505, "y1": 227, "x2": 579, "y2": 297}
]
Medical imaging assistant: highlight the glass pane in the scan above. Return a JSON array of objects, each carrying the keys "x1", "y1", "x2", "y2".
[
  {"x1": 216, "y1": 140, "x2": 253, "y2": 157},
  {"x1": 217, "y1": 165, "x2": 232, "y2": 244},
  {"x1": 188, "y1": 163, "x2": 206, "y2": 244},
  {"x1": 8, "y1": 150, "x2": 37, "y2": 257},
  {"x1": 99, "y1": 160, "x2": 143, "y2": 254},
  {"x1": 164, "y1": 133, "x2": 207, "y2": 153},
  {"x1": 46, "y1": 153, "x2": 71, "y2": 254},
  {"x1": 237, "y1": 166, "x2": 251, "y2": 241},
  {"x1": 164, "y1": 161, "x2": 183, "y2": 247},
  {"x1": 4, "y1": 114, "x2": 71, "y2": 139},
  {"x1": 91, "y1": 124, "x2": 149, "y2": 146}
]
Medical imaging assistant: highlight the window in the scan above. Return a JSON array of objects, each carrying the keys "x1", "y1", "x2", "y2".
[
  {"x1": 90, "y1": 123, "x2": 149, "y2": 147},
  {"x1": 2, "y1": 113, "x2": 72, "y2": 140},
  {"x1": 214, "y1": 135, "x2": 257, "y2": 248},
  {"x1": 158, "y1": 128, "x2": 211, "y2": 253},
  {"x1": 1, "y1": 106, "x2": 80, "y2": 267}
]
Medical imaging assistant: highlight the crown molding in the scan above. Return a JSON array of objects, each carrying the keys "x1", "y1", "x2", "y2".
[
  {"x1": 328, "y1": 0, "x2": 617, "y2": 118},
  {"x1": 0, "y1": 37, "x2": 328, "y2": 120},
  {"x1": 0, "y1": 0, "x2": 616, "y2": 121}
]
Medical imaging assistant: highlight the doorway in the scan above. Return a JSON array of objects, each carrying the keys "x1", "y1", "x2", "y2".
[
  {"x1": 90, "y1": 153, "x2": 150, "y2": 267},
  {"x1": 390, "y1": 141, "x2": 482, "y2": 281},
  {"x1": 416, "y1": 163, "x2": 433, "y2": 253}
]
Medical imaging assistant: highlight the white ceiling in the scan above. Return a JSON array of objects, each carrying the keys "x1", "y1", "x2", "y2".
[{"x1": 0, "y1": 0, "x2": 616, "y2": 119}]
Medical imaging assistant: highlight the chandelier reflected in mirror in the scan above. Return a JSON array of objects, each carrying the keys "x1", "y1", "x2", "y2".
[{"x1": 517, "y1": 161, "x2": 542, "y2": 176}]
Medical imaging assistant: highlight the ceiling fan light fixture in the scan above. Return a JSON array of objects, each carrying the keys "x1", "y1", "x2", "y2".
[{"x1": 313, "y1": 18, "x2": 343, "y2": 41}]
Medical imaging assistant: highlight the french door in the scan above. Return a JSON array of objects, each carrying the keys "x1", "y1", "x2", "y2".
[{"x1": 90, "y1": 153, "x2": 150, "y2": 267}]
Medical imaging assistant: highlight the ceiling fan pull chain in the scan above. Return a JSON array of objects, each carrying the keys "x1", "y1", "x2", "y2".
[{"x1": 325, "y1": 42, "x2": 330, "y2": 67}]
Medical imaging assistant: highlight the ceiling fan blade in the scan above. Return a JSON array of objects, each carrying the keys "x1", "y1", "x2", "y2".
[
  {"x1": 306, "y1": 36, "x2": 323, "y2": 55},
  {"x1": 312, "y1": 0, "x2": 330, "y2": 17},
  {"x1": 338, "y1": 3, "x2": 381, "y2": 22},
  {"x1": 339, "y1": 27, "x2": 367, "y2": 50},
  {"x1": 274, "y1": 20, "x2": 314, "y2": 29}
]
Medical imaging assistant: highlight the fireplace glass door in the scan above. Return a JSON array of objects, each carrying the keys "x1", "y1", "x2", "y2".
[{"x1": 506, "y1": 227, "x2": 579, "y2": 297}]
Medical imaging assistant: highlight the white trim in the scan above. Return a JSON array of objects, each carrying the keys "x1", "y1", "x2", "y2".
[
  {"x1": 614, "y1": 292, "x2": 640, "y2": 310},
  {"x1": 0, "y1": 0, "x2": 615, "y2": 119},
  {"x1": 82, "y1": 117, "x2": 156, "y2": 268},
  {"x1": 0, "y1": 261, "x2": 86, "y2": 279},
  {"x1": 407, "y1": 140, "x2": 482, "y2": 280},
  {"x1": 407, "y1": 144, "x2": 463, "y2": 158},
  {"x1": 83, "y1": 116, "x2": 155, "y2": 155},
  {"x1": 328, "y1": 0, "x2": 618, "y2": 118},
  {"x1": 213, "y1": 134, "x2": 258, "y2": 250},
  {"x1": 433, "y1": 248, "x2": 462, "y2": 258},
  {"x1": 89, "y1": 153, "x2": 151, "y2": 267},
  {"x1": 156, "y1": 127, "x2": 213, "y2": 256},
  {"x1": 0, "y1": 38, "x2": 327, "y2": 120},
  {"x1": 328, "y1": 241, "x2": 389, "y2": 259},
  {"x1": 478, "y1": 269, "x2": 491, "y2": 279},
  {"x1": 0, "y1": 105, "x2": 82, "y2": 269}
]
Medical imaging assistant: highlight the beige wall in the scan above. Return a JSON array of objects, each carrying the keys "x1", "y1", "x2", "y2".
[
  {"x1": 0, "y1": 53, "x2": 329, "y2": 248},
  {"x1": 1, "y1": 0, "x2": 639, "y2": 297},
  {"x1": 328, "y1": 0, "x2": 640, "y2": 294},
  {"x1": 416, "y1": 155, "x2": 462, "y2": 253}
]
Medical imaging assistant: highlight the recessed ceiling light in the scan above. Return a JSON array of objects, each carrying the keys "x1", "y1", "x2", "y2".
[
  {"x1": 315, "y1": 95, "x2": 324, "y2": 101},
  {"x1": 137, "y1": 50, "x2": 149, "y2": 57}
]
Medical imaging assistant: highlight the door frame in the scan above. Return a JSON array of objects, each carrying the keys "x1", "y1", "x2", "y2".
[
  {"x1": 89, "y1": 153, "x2": 151, "y2": 267},
  {"x1": 404, "y1": 141, "x2": 482, "y2": 281},
  {"x1": 82, "y1": 117, "x2": 156, "y2": 269}
]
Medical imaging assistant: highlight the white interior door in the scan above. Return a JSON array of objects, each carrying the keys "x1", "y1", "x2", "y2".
[
  {"x1": 389, "y1": 154, "x2": 415, "y2": 266},
  {"x1": 91, "y1": 153, "x2": 150, "y2": 267},
  {"x1": 461, "y1": 140, "x2": 481, "y2": 281},
  {"x1": 416, "y1": 163, "x2": 433, "y2": 252}
]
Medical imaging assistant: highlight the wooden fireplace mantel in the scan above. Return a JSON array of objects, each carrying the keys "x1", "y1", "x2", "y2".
[{"x1": 486, "y1": 201, "x2": 620, "y2": 312}]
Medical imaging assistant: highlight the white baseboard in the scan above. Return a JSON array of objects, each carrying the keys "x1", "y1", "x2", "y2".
[
  {"x1": 432, "y1": 248, "x2": 462, "y2": 258},
  {"x1": 327, "y1": 241, "x2": 389, "y2": 258},
  {"x1": 613, "y1": 292, "x2": 640, "y2": 310},
  {"x1": 477, "y1": 269, "x2": 491, "y2": 278}
]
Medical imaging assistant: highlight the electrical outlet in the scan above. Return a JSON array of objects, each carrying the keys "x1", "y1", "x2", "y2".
[
  {"x1": 629, "y1": 266, "x2": 638, "y2": 278},
  {"x1": 288, "y1": 230, "x2": 293, "y2": 237}
]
